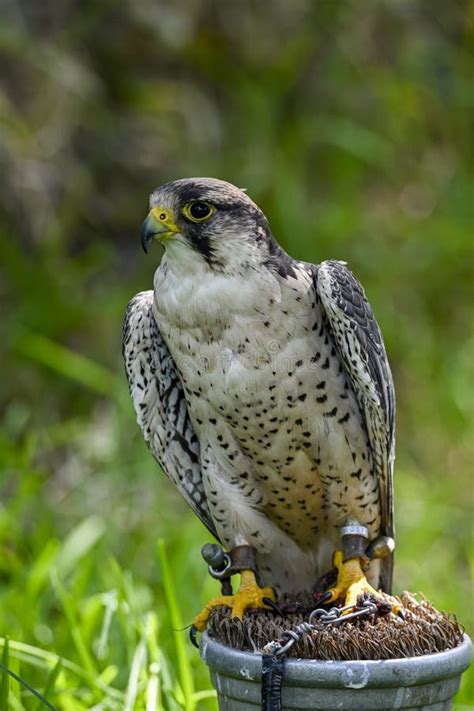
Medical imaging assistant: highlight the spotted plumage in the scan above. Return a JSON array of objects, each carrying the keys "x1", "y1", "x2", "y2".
[{"x1": 123, "y1": 178, "x2": 395, "y2": 594}]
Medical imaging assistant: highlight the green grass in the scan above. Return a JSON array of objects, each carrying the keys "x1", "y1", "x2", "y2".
[
  {"x1": 0, "y1": 526, "x2": 217, "y2": 710},
  {"x1": 0, "y1": 1, "x2": 473, "y2": 708}
]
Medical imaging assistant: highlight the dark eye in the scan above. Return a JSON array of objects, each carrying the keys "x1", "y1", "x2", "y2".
[
  {"x1": 190, "y1": 202, "x2": 211, "y2": 219},
  {"x1": 183, "y1": 200, "x2": 216, "y2": 222}
]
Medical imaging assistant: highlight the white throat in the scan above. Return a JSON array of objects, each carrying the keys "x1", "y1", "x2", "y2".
[{"x1": 153, "y1": 244, "x2": 282, "y2": 329}]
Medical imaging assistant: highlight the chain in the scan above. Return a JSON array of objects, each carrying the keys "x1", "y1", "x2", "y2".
[{"x1": 262, "y1": 600, "x2": 378, "y2": 656}]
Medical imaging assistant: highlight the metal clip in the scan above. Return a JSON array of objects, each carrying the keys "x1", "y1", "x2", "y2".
[
  {"x1": 201, "y1": 543, "x2": 232, "y2": 580},
  {"x1": 208, "y1": 554, "x2": 232, "y2": 580},
  {"x1": 275, "y1": 632, "x2": 299, "y2": 656},
  {"x1": 332, "y1": 601, "x2": 378, "y2": 625},
  {"x1": 269, "y1": 600, "x2": 379, "y2": 656}
]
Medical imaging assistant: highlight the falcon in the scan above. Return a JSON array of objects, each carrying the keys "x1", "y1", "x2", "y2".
[{"x1": 123, "y1": 178, "x2": 396, "y2": 630}]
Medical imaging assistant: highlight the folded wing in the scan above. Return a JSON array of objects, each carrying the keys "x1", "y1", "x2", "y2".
[
  {"x1": 316, "y1": 260, "x2": 395, "y2": 592},
  {"x1": 123, "y1": 291, "x2": 218, "y2": 538}
]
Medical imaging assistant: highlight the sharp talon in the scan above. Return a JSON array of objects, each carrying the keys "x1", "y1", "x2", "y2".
[
  {"x1": 319, "y1": 591, "x2": 333, "y2": 604},
  {"x1": 262, "y1": 597, "x2": 285, "y2": 617},
  {"x1": 189, "y1": 625, "x2": 199, "y2": 648}
]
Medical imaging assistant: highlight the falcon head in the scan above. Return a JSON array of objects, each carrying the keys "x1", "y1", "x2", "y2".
[{"x1": 140, "y1": 177, "x2": 292, "y2": 276}]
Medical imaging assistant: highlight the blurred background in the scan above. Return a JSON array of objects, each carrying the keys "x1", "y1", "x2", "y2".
[{"x1": 0, "y1": 0, "x2": 472, "y2": 708}]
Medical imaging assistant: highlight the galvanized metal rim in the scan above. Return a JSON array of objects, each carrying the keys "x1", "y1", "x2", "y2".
[{"x1": 200, "y1": 633, "x2": 472, "y2": 688}]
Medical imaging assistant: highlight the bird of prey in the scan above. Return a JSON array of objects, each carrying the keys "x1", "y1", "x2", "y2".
[{"x1": 123, "y1": 178, "x2": 396, "y2": 630}]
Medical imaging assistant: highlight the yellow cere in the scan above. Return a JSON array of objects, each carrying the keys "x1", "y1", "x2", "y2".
[{"x1": 146, "y1": 207, "x2": 180, "y2": 240}]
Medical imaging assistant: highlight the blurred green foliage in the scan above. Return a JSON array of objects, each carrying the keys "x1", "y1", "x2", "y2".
[{"x1": 0, "y1": 0, "x2": 472, "y2": 708}]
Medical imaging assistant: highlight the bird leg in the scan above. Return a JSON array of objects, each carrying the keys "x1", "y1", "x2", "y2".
[
  {"x1": 192, "y1": 545, "x2": 276, "y2": 632},
  {"x1": 325, "y1": 519, "x2": 402, "y2": 616}
]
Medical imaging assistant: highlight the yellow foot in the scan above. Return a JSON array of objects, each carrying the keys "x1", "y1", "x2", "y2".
[
  {"x1": 326, "y1": 551, "x2": 402, "y2": 616},
  {"x1": 192, "y1": 569, "x2": 276, "y2": 632}
]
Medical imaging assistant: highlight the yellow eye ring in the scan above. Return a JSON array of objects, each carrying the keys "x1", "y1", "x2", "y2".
[{"x1": 182, "y1": 201, "x2": 216, "y2": 223}]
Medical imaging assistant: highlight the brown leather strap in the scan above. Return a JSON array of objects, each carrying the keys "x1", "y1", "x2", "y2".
[
  {"x1": 228, "y1": 545, "x2": 257, "y2": 574},
  {"x1": 342, "y1": 533, "x2": 368, "y2": 561}
]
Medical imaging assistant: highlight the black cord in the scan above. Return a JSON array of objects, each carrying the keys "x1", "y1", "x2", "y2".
[
  {"x1": 0, "y1": 663, "x2": 56, "y2": 710},
  {"x1": 261, "y1": 653, "x2": 284, "y2": 711}
]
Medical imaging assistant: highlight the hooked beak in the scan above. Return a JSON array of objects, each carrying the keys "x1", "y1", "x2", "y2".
[{"x1": 140, "y1": 207, "x2": 180, "y2": 253}]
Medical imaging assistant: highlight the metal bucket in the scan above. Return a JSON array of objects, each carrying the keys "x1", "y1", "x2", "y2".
[{"x1": 200, "y1": 633, "x2": 472, "y2": 710}]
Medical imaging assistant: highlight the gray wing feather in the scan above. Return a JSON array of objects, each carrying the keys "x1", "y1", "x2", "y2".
[
  {"x1": 123, "y1": 291, "x2": 218, "y2": 539},
  {"x1": 316, "y1": 260, "x2": 395, "y2": 592}
]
